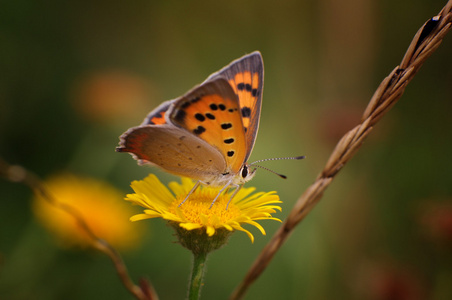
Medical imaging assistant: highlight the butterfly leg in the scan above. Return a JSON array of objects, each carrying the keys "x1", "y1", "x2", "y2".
[
  {"x1": 178, "y1": 181, "x2": 201, "y2": 207},
  {"x1": 226, "y1": 184, "x2": 242, "y2": 210},
  {"x1": 209, "y1": 181, "x2": 233, "y2": 209}
]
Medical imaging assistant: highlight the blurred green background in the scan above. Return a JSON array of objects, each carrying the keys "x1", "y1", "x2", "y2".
[{"x1": 1, "y1": 0, "x2": 452, "y2": 299}]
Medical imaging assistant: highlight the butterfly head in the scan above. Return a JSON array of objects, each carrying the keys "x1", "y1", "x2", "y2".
[{"x1": 238, "y1": 163, "x2": 257, "y2": 184}]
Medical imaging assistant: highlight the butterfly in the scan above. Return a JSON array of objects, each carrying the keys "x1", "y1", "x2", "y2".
[{"x1": 117, "y1": 51, "x2": 302, "y2": 207}]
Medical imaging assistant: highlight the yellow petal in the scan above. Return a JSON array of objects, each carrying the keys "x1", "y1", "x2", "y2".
[{"x1": 124, "y1": 174, "x2": 282, "y2": 243}]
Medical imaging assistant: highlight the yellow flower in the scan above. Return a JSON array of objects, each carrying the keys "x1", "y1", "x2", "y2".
[
  {"x1": 125, "y1": 174, "x2": 282, "y2": 243},
  {"x1": 32, "y1": 174, "x2": 144, "y2": 251}
]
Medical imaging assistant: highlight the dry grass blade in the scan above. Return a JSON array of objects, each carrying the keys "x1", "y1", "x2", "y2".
[
  {"x1": 230, "y1": 1, "x2": 452, "y2": 299},
  {"x1": 0, "y1": 157, "x2": 157, "y2": 300},
  {"x1": 362, "y1": 66, "x2": 398, "y2": 120}
]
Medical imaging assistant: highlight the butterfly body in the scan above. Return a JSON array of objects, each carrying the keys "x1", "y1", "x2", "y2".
[{"x1": 117, "y1": 52, "x2": 264, "y2": 199}]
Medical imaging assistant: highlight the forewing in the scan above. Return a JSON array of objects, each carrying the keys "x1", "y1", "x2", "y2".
[
  {"x1": 169, "y1": 78, "x2": 247, "y2": 174},
  {"x1": 116, "y1": 124, "x2": 226, "y2": 181},
  {"x1": 205, "y1": 51, "x2": 264, "y2": 161}
]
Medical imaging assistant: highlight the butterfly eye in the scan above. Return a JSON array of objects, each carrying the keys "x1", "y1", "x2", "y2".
[{"x1": 241, "y1": 165, "x2": 248, "y2": 178}]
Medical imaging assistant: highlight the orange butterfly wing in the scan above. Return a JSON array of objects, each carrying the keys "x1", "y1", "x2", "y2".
[
  {"x1": 205, "y1": 51, "x2": 264, "y2": 162},
  {"x1": 140, "y1": 100, "x2": 175, "y2": 125},
  {"x1": 169, "y1": 78, "x2": 247, "y2": 174},
  {"x1": 117, "y1": 52, "x2": 263, "y2": 180}
]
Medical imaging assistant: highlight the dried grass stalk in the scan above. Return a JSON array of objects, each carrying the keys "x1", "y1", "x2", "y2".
[
  {"x1": 0, "y1": 158, "x2": 157, "y2": 300},
  {"x1": 231, "y1": 1, "x2": 452, "y2": 299}
]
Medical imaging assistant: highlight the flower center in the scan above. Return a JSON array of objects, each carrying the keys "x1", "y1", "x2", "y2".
[{"x1": 169, "y1": 191, "x2": 241, "y2": 225}]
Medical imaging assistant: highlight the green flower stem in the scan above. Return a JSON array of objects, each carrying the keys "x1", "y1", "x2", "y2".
[
  {"x1": 188, "y1": 251, "x2": 208, "y2": 300},
  {"x1": 171, "y1": 225, "x2": 231, "y2": 299}
]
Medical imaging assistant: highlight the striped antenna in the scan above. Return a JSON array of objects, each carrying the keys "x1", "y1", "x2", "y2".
[{"x1": 249, "y1": 155, "x2": 305, "y2": 179}]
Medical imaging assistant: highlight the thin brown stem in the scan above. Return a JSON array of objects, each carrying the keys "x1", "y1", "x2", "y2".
[
  {"x1": 230, "y1": 1, "x2": 452, "y2": 299},
  {"x1": 0, "y1": 158, "x2": 157, "y2": 300}
]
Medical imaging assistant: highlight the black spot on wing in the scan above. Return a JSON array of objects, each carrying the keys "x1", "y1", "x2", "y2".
[
  {"x1": 210, "y1": 103, "x2": 218, "y2": 110},
  {"x1": 227, "y1": 151, "x2": 235, "y2": 157},
  {"x1": 195, "y1": 113, "x2": 205, "y2": 122},
  {"x1": 221, "y1": 123, "x2": 232, "y2": 130},
  {"x1": 174, "y1": 109, "x2": 186, "y2": 122},
  {"x1": 190, "y1": 96, "x2": 201, "y2": 103},
  {"x1": 237, "y1": 83, "x2": 252, "y2": 92},
  {"x1": 205, "y1": 113, "x2": 215, "y2": 120},
  {"x1": 241, "y1": 107, "x2": 251, "y2": 118},
  {"x1": 181, "y1": 97, "x2": 201, "y2": 109},
  {"x1": 218, "y1": 104, "x2": 226, "y2": 111},
  {"x1": 224, "y1": 138, "x2": 234, "y2": 144},
  {"x1": 193, "y1": 126, "x2": 206, "y2": 135}
]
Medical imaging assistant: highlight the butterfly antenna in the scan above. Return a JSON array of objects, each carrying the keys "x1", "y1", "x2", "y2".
[
  {"x1": 249, "y1": 155, "x2": 305, "y2": 179},
  {"x1": 251, "y1": 164, "x2": 287, "y2": 179},
  {"x1": 249, "y1": 155, "x2": 305, "y2": 165}
]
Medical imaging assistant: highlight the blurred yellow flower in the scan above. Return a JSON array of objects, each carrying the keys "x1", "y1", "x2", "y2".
[
  {"x1": 125, "y1": 174, "x2": 282, "y2": 243},
  {"x1": 32, "y1": 174, "x2": 144, "y2": 251}
]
